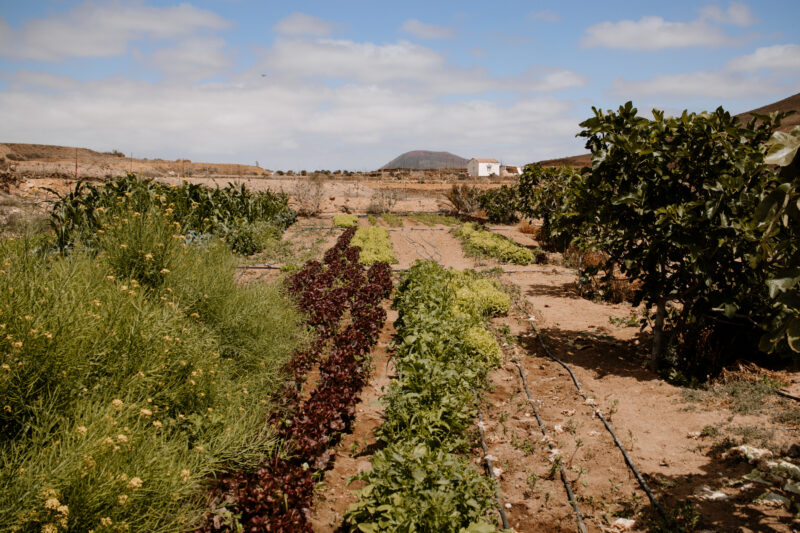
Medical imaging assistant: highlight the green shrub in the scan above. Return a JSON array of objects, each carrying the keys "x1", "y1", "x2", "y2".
[
  {"x1": 48, "y1": 174, "x2": 295, "y2": 255},
  {"x1": 478, "y1": 185, "x2": 519, "y2": 224},
  {"x1": 0, "y1": 213, "x2": 308, "y2": 531},
  {"x1": 333, "y1": 214, "x2": 358, "y2": 228},
  {"x1": 352, "y1": 226, "x2": 397, "y2": 265},
  {"x1": 454, "y1": 223, "x2": 535, "y2": 265}
]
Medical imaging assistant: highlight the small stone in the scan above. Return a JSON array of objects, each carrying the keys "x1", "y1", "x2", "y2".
[{"x1": 504, "y1": 502, "x2": 512, "y2": 509}]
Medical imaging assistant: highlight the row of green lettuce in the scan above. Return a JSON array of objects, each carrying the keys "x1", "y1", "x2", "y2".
[
  {"x1": 0, "y1": 206, "x2": 308, "y2": 531},
  {"x1": 344, "y1": 261, "x2": 509, "y2": 532}
]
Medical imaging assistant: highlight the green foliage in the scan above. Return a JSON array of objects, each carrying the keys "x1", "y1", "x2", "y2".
[
  {"x1": 443, "y1": 184, "x2": 481, "y2": 215},
  {"x1": 352, "y1": 226, "x2": 398, "y2": 265},
  {"x1": 758, "y1": 126, "x2": 800, "y2": 354},
  {"x1": 478, "y1": 185, "x2": 519, "y2": 224},
  {"x1": 0, "y1": 213, "x2": 308, "y2": 531},
  {"x1": 516, "y1": 164, "x2": 584, "y2": 251},
  {"x1": 454, "y1": 223, "x2": 536, "y2": 265},
  {"x1": 345, "y1": 261, "x2": 507, "y2": 531},
  {"x1": 555, "y1": 102, "x2": 798, "y2": 372},
  {"x1": 346, "y1": 442, "x2": 497, "y2": 533},
  {"x1": 333, "y1": 214, "x2": 358, "y2": 228},
  {"x1": 409, "y1": 213, "x2": 461, "y2": 227},
  {"x1": 381, "y1": 213, "x2": 403, "y2": 228},
  {"x1": 47, "y1": 174, "x2": 295, "y2": 255}
]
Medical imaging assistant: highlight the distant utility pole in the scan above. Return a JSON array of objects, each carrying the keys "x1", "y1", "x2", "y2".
[{"x1": 75, "y1": 147, "x2": 78, "y2": 179}]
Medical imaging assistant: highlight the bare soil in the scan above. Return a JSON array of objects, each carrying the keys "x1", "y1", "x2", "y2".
[{"x1": 3, "y1": 174, "x2": 799, "y2": 532}]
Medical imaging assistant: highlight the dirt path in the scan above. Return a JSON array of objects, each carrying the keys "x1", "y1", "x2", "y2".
[
  {"x1": 310, "y1": 304, "x2": 397, "y2": 530},
  {"x1": 296, "y1": 218, "x2": 799, "y2": 532}
]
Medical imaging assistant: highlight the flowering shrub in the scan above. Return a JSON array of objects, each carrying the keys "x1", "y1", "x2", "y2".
[{"x1": 0, "y1": 214, "x2": 308, "y2": 531}]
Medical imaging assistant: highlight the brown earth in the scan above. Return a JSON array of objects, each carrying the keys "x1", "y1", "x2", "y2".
[
  {"x1": 2, "y1": 176, "x2": 799, "y2": 532},
  {"x1": 273, "y1": 219, "x2": 800, "y2": 533}
]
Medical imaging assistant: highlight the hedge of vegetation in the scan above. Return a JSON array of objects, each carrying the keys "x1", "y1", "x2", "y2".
[
  {"x1": 0, "y1": 209, "x2": 309, "y2": 531},
  {"x1": 48, "y1": 174, "x2": 296, "y2": 256},
  {"x1": 454, "y1": 222, "x2": 536, "y2": 265},
  {"x1": 352, "y1": 226, "x2": 397, "y2": 265},
  {"x1": 517, "y1": 104, "x2": 799, "y2": 376},
  {"x1": 345, "y1": 261, "x2": 508, "y2": 532}
]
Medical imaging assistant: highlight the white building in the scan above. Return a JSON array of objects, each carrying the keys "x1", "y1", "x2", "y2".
[{"x1": 467, "y1": 158, "x2": 500, "y2": 177}]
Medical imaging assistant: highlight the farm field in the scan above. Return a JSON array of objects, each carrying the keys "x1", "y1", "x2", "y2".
[
  {"x1": 2, "y1": 168, "x2": 800, "y2": 531},
  {"x1": 238, "y1": 213, "x2": 800, "y2": 532}
]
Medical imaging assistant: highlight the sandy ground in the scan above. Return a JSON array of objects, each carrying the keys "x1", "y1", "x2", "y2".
[
  {"x1": 267, "y1": 218, "x2": 800, "y2": 533},
  {"x1": 3, "y1": 175, "x2": 799, "y2": 532}
]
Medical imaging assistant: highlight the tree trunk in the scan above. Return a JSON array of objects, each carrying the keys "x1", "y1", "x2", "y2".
[{"x1": 650, "y1": 299, "x2": 666, "y2": 372}]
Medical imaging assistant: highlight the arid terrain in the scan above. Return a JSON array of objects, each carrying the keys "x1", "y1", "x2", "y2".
[
  {"x1": 2, "y1": 154, "x2": 799, "y2": 532},
  {"x1": 237, "y1": 215, "x2": 800, "y2": 533}
]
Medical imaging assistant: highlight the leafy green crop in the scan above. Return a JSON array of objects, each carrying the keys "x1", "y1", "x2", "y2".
[
  {"x1": 333, "y1": 214, "x2": 358, "y2": 228},
  {"x1": 345, "y1": 261, "x2": 507, "y2": 532},
  {"x1": 454, "y1": 223, "x2": 536, "y2": 265},
  {"x1": 352, "y1": 226, "x2": 397, "y2": 265}
]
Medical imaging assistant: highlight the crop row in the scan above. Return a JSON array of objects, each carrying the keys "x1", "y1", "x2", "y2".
[
  {"x1": 454, "y1": 222, "x2": 541, "y2": 265},
  {"x1": 352, "y1": 226, "x2": 397, "y2": 265},
  {"x1": 344, "y1": 261, "x2": 509, "y2": 532},
  {"x1": 48, "y1": 174, "x2": 295, "y2": 255},
  {"x1": 201, "y1": 227, "x2": 393, "y2": 532}
]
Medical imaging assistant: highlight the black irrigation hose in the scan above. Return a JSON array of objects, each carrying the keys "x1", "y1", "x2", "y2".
[
  {"x1": 419, "y1": 233, "x2": 443, "y2": 263},
  {"x1": 777, "y1": 389, "x2": 800, "y2": 403},
  {"x1": 526, "y1": 317, "x2": 669, "y2": 520},
  {"x1": 476, "y1": 410, "x2": 511, "y2": 530},
  {"x1": 511, "y1": 360, "x2": 588, "y2": 533}
]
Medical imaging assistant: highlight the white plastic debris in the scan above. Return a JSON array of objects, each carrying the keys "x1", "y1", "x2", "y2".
[
  {"x1": 755, "y1": 492, "x2": 791, "y2": 507},
  {"x1": 724, "y1": 445, "x2": 773, "y2": 464},
  {"x1": 610, "y1": 518, "x2": 636, "y2": 531},
  {"x1": 554, "y1": 424, "x2": 565, "y2": 434},
  {"x1": 694, "y1": 485, "x2": 728, "y2": 501}
]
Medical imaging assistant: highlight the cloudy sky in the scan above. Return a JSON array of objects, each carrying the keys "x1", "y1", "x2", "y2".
[{"x1": 0, "y1": 1, "x2": 798, "y2": 170}]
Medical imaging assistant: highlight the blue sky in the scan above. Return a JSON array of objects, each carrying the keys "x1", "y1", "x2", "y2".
[{"x1": 0, "y1": 1, "x2": 798, "y2": 169}]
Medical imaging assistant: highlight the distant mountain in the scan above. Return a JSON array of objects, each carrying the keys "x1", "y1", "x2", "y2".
[
  {"x1": 536, "y1": 92, "x2": 800, "y2": 168},
  {"x1": 736, "y1": 92, "x2": 800, "y2": 132},
  {"x1": 381, "y1": 150, "x2": 468, "y2": 170}
]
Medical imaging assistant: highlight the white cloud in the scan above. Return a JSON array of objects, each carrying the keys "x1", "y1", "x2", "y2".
[
  {"x1": 0, "y1": 67, "x2": 584, "y2": 168},
  {"x1": 0, "y1": 2, "x2": 231, "y2": 61},
  {"x1": 150, "y1": 38, "x2": 233, "y2": 81},
  {"x1": 612, "y1": 71, "x2": 781, "y2": 99},
  {"x1": 582, "y1": 16, "x2": 735, "y2": 50},
  {"x1": 528, "y1": 10, "x2": 561, "y2": 23},
  {"x1": 700, "y1": 2, "x2": 758, "y2": 26},
  {"x1": 400, "y1": 19, "x2": 455, "y2": 39},
  {"x1": 510, "y1": 68, "x2": 589, "y2": 92},
  {"x1": 727, "y1": 44, "x2": 800, "y2": 72},
  {"x1": 273, "y1": 12, "x2": 333, "y2": 37},
  {"x1": 257, "y1": 38, "x2": 586, "y2": 96}
]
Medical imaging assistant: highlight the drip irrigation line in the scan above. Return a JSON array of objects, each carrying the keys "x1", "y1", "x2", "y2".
[
  {"x1": 476, "y1": 410, "x2": 510, "y2": 530},
  {"x1": 777, "y1": 389, "x2": 800, "y2": 403},
  {"x1": 419, "y1": 233, "x2": 443, "y2": 263},
  {"x1": 511, "y1": 360, "x2": 587, "y2": 533},
  {"x1": 526, "y1": 316, "x2": 668, "y2": 519},
  {"x1": 238, "y1": 264, "x2": 282, "y2": 270}
]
